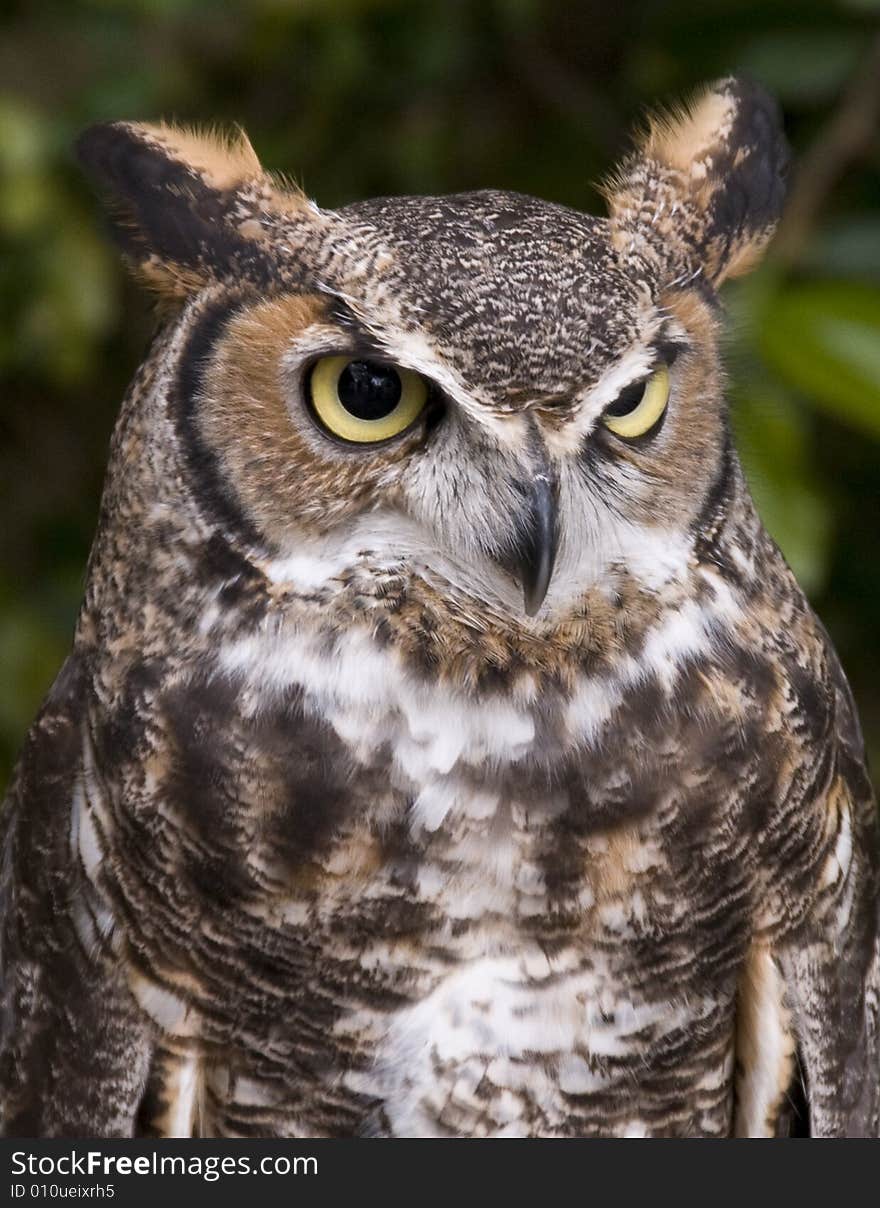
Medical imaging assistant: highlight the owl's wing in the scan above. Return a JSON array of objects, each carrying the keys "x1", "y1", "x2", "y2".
[
  {"x1": 0, "y1": 655, "x2": 153, "y2": 1136},
  {"x1": 741, "y1": 628, "x2": 880, "y2": 1137}
]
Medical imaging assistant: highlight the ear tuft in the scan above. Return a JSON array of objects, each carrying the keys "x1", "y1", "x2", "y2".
[
  {"x1": 76, "y1": 121, "x2": 272, "y2": 298},
  {"x1": 605, "y1": 77, "x2": 789, "y2": 286},
  {"x1": 129, "y1": 122, "x2": 262, "y2": 191}
]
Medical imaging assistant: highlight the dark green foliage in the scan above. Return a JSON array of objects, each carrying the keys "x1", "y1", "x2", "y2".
[{"x1": 2, "y1": 0, "x2": 879, "y2": 786}]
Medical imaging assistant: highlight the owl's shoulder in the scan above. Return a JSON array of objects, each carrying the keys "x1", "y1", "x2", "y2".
[
  {"x1": 1, "y1": 652, "x2": 89, "y2": 997},
  {"x1": 3, "y1": 653, "x2": 87, "y2": 831}
]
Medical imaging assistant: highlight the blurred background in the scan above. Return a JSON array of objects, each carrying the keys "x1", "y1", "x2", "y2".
[{"x1": 1, "y1": 0, "x2": 880, "y2": 791}]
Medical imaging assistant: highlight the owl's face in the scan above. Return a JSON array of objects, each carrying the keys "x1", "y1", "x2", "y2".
[{"x1": 79, "y1": 79, "x2": 785, "y2": 625}]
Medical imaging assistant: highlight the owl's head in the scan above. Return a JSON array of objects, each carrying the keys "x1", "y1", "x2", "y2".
[{"x1": 79, "y1": 78, "x2": 786, "y2": 629}]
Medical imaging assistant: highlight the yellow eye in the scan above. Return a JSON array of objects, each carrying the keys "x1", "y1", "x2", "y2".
[
  {"x1": 602, "y1": 365, "x2": 670, "y2": 439},
  {"x1": 308, "y1": 355, "x2": 429, "y2": 444}
]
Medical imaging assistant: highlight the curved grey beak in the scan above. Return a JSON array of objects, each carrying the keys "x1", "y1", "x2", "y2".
[
  {"x1": 498, "y1": 421, "x2": 559, "y2": 616},
  {"x1": 516, "y1": 469, "x2": 559, "y2": 616}
]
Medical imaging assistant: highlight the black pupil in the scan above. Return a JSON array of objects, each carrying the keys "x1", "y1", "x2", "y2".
[
  {"x1": 336, "y1": 360, "x2": 402, "y2": 421},
  {"x1": 605, "y1": 379, "x2": 646, "y2": 418}
]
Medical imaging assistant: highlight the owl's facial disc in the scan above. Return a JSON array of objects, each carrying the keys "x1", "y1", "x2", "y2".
[{"x1": 189, "y1": 285, "x2": 726, "y2": 625}]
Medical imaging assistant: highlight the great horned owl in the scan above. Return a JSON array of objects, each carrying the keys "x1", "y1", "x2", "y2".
[{"x1": 1, "y1": 77, "x2": 878, "y2": 1138}]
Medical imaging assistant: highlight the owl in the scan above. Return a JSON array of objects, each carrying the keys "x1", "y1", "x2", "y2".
[{"x1": 1, "y1": 76, "x2": 878, "y2": 1139}]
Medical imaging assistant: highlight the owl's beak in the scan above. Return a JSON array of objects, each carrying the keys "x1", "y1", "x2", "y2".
[{"x1": 507, "y1": 460, "x2": 559, "y2": 618}]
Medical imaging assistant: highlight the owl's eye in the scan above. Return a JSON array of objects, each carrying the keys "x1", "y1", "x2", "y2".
[
  {"x1": 308, "y1": 355, "x2": 429, "y2": 444},
  {"x1": 602, "y1": 365, "x2": 670, "y2": 439}
]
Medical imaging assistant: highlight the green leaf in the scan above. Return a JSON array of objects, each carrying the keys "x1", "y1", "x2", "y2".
[
  {"x1": 759, "y1": 282, "x2": 880, "y2": 437},
  {"x1": 733, "y1": 388, "x2": 833, "y2": 595}
]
